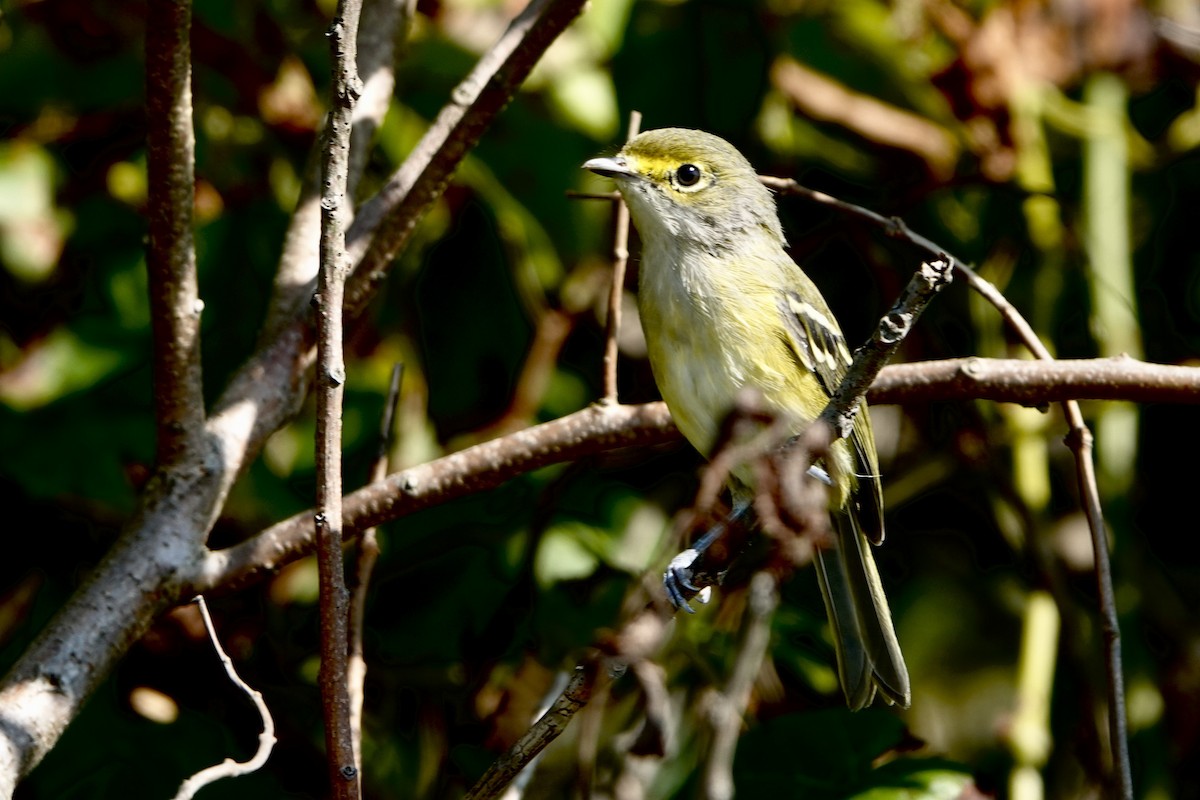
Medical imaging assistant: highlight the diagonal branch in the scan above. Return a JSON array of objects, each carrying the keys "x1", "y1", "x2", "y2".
[
  {"x1": 193, "y1": 402, "x2": 678, "y2": 594},
  {"x1": 463, "y1": 662, "x2": 599, "y2": 800},
  {"x1": 267, "y1": 0, "x2": 418, "y2": 334},
  {"x1": 817, "y1": 259, "x2": 954, "y2": 440},
  {"x1": 343, "y1": 0, "x2": 589, "y2": 315},
  {"x1": 145, "y1": 0, "x2": 204, "y2": 465}
]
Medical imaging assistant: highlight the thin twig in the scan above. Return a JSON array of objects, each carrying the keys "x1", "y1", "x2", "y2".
[
  {"x1": 918, "y1": 253, "x2": 1130, "y2": 800},
  {"x1": 773, "y1": 177, "x2": 1132, "y2": 799},
  {"x1": 601, "y1": 110, "x2": 641, "y2": 404},
  {"x1": 315, "y1": 0, "x2": 365, "y2": 795},
  {"x1": 267, "y1": 0, "x2": 417, "y2": 334},
  {"x1": 347, "y1": 363, "x2": 403, "y2": 774},
  {"x1": 145, "y1": 0, "x2": 204, "y2": 465},
  {"x1": 701, "y1": 572, "x2": 778, "y2": 800},
  {"x1": 1066, "y1": 420, "x2": 1131, "y2": 799},
  {"x1": 344, "y1": 0, "x2": 589, "y2": 315},
  {"x1": 171, "y1": 596, "x2": 276, "y2": 800},
  {"x1": 815, "y1": 259, "x2": 953, "y2": 441},
  {"x1": 463, "y1": 661, "x2": 600, "y2": 800}
]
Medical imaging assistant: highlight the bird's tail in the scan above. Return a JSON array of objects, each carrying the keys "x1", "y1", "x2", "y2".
[{"x1": 813, "y1": 511, "x2": 910, "y2": 710}]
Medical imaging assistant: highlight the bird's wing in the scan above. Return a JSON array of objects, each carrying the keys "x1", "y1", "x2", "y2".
[{"x1": 777, "y1": 290, "x2": 885, "y2": 544}]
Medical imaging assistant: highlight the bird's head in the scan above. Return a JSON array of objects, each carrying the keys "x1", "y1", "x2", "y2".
[{"x1": 584, "y1": 128, "x2": 784, "y2": 250}]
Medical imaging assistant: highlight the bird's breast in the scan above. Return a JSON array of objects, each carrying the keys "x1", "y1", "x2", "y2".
[{"x1": 637, "y1": 244, "x2": 788, "y2": 457}]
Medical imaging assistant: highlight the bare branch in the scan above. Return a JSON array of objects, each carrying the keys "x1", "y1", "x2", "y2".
[
  {"x1": 194, "y1": 402, "x2": 678, "y2": 593},
  {"x1": 868, "y1": 355, "x2": 1200, "y2": 405},
  {"x1": 0, "y1": 478, "x2": 210, "y2": 797},
  {"x1": 197, "y1": 352, "x2": 1199, "y2": 599},
  {"x1": 145, "y1": 0, "x2": 204, "y2": 464},
  {"x1": 267, "y1": 0, "x2": 418, "y2": 334},
  {"x1": 463, "y1": 661, "x2": 599, "y2": 800},
  {"x1": 344, "y1": 0, "x2": 589, "y2": 314},
  {"x1": 771, "y1": 175, "x2": 1133, "y2": 799},
  {"x1": 0, "y1": 3, "x2": 592, "y2": 791},
  {"x1": 315, "y1": 0, "x2": 365, "y2": 793},
  {"x1": 347, "y1": 364, "x2": 403, "y2": 773},
  {"x1": 171, "y1": 597, "x2": 276, "y2": 800},
  {"x1": 816, "y1": 259, "x2": 954, "y2": 441},
  {"x1": 1065, "y1": 411, "x2": 1131, "y2": 798},
  {"x1": 923, "y1": 269, "x2": 1131, "y2": 800},
  {"x1": 601, "y1": 111, "x2": 641, "y2": 404},
  {"x1": 701, "y1": 572, "x2": 778, "y2": 800}
]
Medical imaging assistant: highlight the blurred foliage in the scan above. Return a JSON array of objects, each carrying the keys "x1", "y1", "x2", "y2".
[{"x1": 2, "y1": 0, "x2": 1200, "y2": 798}]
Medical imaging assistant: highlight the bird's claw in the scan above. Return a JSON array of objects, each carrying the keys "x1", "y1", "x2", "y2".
[{"x1": 664, "y1": 549, "x2": 712, "y2": 613}]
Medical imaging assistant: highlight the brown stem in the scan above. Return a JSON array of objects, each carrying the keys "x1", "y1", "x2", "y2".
[
  {"x1": 815, "y1": 259, "x2": 954, "y2": 441},
  {"x1": 194, "y1": 402, "x2": 678, "y2": 593},
  {"x1": 145, "y1": 0, "x2": 204, "y2": 465},
  {"x1": 868, "y1": 356, "x2": 1200, "y2": 405},
  {"x1": 347, "y1": 364, "x2": 403, "y2": 773},
  {"x1": 601, "y1": 111, "x2": 641, "y2": 403},
  {"x1": 344, "y1": 0, "x2": 589, "y2": 315},
  {"x1": 463, "y1": 661, "x2": 600, "y2": 800},
  {"x1": 315, "y1": 0, "x2": 365, "y2": 794}
]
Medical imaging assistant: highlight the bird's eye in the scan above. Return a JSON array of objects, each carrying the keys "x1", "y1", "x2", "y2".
[{"x1": 675, "y1": 163, "x2": 702, "y2": 187}]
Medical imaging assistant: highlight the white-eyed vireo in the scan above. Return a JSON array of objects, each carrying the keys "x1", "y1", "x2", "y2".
[{"x1": 584, "y1": 128, "x2": 910, "y2": 709}]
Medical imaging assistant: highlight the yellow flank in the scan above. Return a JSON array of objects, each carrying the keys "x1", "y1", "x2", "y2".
[{"x1": 637, "y1": 234, "x2": 856, "y2": 507}]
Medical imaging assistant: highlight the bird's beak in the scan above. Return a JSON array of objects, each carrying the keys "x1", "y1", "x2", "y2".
[{"x1": 583, "y1": 156, "x2": 635, "y2": 179}]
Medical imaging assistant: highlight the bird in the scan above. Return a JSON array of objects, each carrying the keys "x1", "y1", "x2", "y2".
[{"x1": 584, "y1": 128, "x2": 910, "y2": 709}]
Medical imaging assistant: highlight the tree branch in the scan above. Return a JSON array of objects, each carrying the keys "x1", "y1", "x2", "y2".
[
  {"x1": 817, "y1": 259, "x2": 954, "y2": 440},
  {"x1": 193, "y1": 402, "x2": 677, "y2": 593},
  {"x1": 315, "y1": 0, "x2": 364, "y2": 794},
  {"x1": 769, "y1": 174, "x2": 1133, "y2": 798},
  {"x1": 145, "y1": 0, "x2": 204, "y2": 464},
  {"x1": 171, "y1": 597, "x2": 276, "y2": 800},
  {"x1": 868, "y1": 355, "x2": 1200, "y2": 405},
  {"x1": 463, "y1": 661, "x2": 599, "y2": 800},
  {"x1": 266, "y1": 0, "x2": 417, "y2": 334},
  {"x1": 194, "y1": 353, "x2": 1200, "y2": 597},
  {"x1": 343, "y1": 0, "x2": 589, "y2": 315},
  {"x1": 600, "y1": 111, "x2": 640, "y2": 404}
]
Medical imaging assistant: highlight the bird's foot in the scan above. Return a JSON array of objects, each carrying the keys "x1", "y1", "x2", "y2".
[{"x1": 663, "y1": 548, "x2": 713, "y2": 613}]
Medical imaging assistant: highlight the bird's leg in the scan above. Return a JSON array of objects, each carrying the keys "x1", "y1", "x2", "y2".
[
  {"x1": 663, "y1": 500, "x2": 752, "y2": 613},
  {"x1": 663, "y1": 464, "x2": 832, "y2": 613}
]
